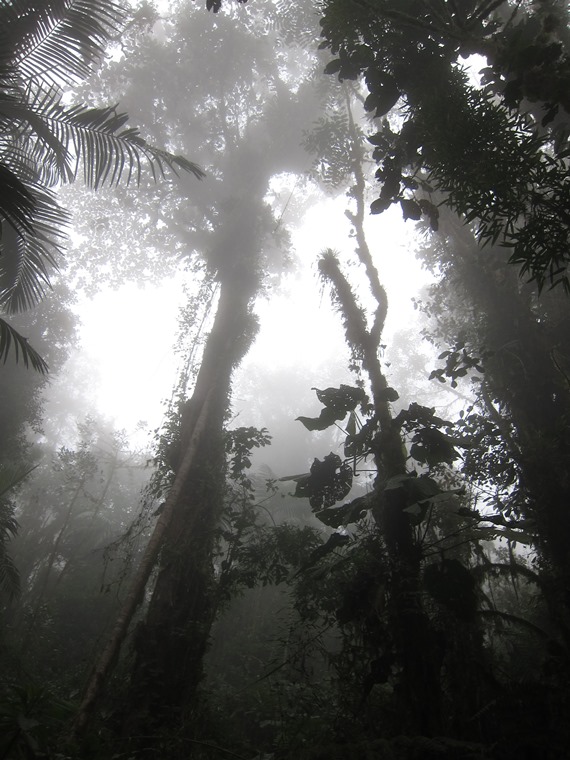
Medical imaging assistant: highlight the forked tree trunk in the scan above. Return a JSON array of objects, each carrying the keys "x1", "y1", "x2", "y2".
[{"x1": 322, "y1": 250, "x2": 445, "y2": 735}]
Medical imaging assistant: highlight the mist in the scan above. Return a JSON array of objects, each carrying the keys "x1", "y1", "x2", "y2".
[{"x1": 1, "y1": 1, "x2": 570, "y2": 758}]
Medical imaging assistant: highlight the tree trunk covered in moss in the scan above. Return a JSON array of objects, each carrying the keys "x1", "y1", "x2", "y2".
[
  {"x1": 320, "y1": 243, "x2": 445, "y2": 735},
  {"x1": 317, "y1": 99, "x2": 447, "y2": 730},
  {"x1": 122, "y1": 275, "x2": 257, "y2": 741}
]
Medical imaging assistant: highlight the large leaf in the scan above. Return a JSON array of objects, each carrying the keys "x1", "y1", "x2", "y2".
[
  {"x1": 301, "y1": 531, "x2": 350, "y2": 571},
  {"x1": 296, "y1": 384, "x2": 367, "y2": 432},
  {"x1": 294, "y1": 453, "x2": 353, "y2": 509},
  {"x1": 315, "y1": 493, "x2": 372, "y2": 528},
  {"x1": 56, "y1": 102, "x2": 206, "y2": 187},
  {"x1": 0, "y1": 161, "x2": 36, "y2": 233},
  {"x1": 4, "y1": 91, "x2": 206, "y2": 189},
  {"x1": 384, "y1": 473, "x2": 457, "y2": 525},
  {"x1": 409, "y1": 427, "x2": 459, "y2": 467},
  {"x1": 0, "y1": 1, "x2": 205, "y2": 320},
  {"x1": 0, "y1": 186, "x2": 66, "y2": 312}
]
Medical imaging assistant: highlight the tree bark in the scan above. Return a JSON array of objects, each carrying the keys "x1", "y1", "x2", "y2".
[
  {"x1": 119, "y1": 276, "x2": 257, "y2": 744},
  {"x1": 69, "y1": 386, "x2": 217, "y2": 740},
  {"x1": 70, "y1": 271, "x2": 257, "y2": 736}
]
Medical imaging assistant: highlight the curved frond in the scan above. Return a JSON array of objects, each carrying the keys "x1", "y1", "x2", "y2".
[
  {"x1": 0, "y1": 186, "x2": 67, "y2": 313},
  {"x1": 0, "y1": 0, "x2": 127, "y2": 87},
  {"x1": 3, "y1": 92, "x2": 206, "y2": 189},
  {"x1": 0, "y1": 1, "x2": 204, "y2": 316},
  {"x1": 58, "y1": 103, "x2": 207, "y2": 187},
  {"x1": 0, "y1": 315, "x2": 49, "y2": 373},
  {"x1": 0, "y1": 162, "x2": 36, "y2": 232},
  {"x1": 1, "y1": 86, "x2": 75, "y2": 184}
]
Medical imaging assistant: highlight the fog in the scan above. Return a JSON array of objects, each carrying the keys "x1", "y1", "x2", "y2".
[{"x1": 2, "y1": 1, "x2": 569, "y2": 758}]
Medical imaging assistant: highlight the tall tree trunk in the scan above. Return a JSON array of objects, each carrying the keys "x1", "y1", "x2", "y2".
[
  {"x1": 121, "y1": 276, "x2": 257, "y2": 741},
  {"x1": 322, "y1": 250, "x2": 445, "y2": 735},
  {"x1": 319, "y1": 103, "x2": 446, "y2": 732},
  {"x1": 70, "y1": 275, "x2": 257, "y2": 744},
  {"x1": 70, "y1": 386, "x2": 217, "y2": 740}
]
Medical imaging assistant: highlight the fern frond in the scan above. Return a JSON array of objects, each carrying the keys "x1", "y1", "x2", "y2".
[{"x1": 0, "y1": 316, "x2": 48, "y2": 372}]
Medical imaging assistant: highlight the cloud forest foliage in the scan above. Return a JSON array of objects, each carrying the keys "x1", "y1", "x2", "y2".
[{"x1": 1, "y1": 1, "x2": 570, "y2": 759}]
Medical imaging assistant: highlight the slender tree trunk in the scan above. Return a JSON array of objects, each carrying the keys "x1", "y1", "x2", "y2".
[{"x1": 328, "y1": 100, "x2": 447, "y2": 731}]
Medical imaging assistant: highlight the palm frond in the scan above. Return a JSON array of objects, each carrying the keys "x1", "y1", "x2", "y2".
[
  {"x1": 0, "y1": 315, "x2": 49, "y2": 373},
  {"x1": 0, "y1": 0, "x2": 204, "y2": 318},
  {"x1": 0, "y1": 162, "x2": 36, "y2": 232},
  {"x1": 58, "y1": 103, "x2": 206, "y2": 186},
  {"x1": 0, "y1": 186, "x2": 66, "y2": 313},
  {"x1": 0, "y1": 462, "x2": 39, "y2": 498},
  {"x1": 3, "y1": 91, "x2": 206, "y2": 189},
  {"x1": 1, "y1": 86, "x2": 75, "y2": 184},
  {"x1": 0, "y1": 0, "x2": 127, "y2": 87}
]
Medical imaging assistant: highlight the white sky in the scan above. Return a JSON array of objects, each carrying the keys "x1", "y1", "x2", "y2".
[
  {"x1": 51, "y1": 12, "x2": 453, "y2": 448},
  {"x1": 65, "y1": 190, "x2": 431, "y2": 448}
]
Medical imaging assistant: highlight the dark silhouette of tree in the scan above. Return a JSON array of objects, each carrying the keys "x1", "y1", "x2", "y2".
[{"x1": 420, "y1": 210, "x2": 570, "y2": 647}]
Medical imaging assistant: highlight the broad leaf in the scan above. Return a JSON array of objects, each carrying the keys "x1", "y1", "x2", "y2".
[
  {"x1": 297, "y1": 384, "x2": 367, "y2": 431},
  {"x1": 294, "y1": 453, "x2": 353, "y2": 509},
  {"x1": 315, "y1": 494, "x2": 372, "y2": 528}
]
